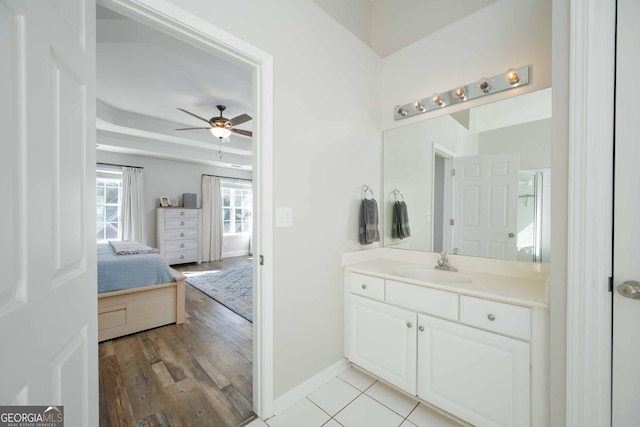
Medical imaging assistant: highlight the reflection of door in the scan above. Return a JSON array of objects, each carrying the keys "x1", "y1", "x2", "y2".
[
  {"x1": 612, "y1": 0, "x2": 640, "y2": 423},
  {"x1": 433, "y1": 145, "x2": 454, "y2": 253},
  {"x1": 1, "y1": 0, "x2": 97, "y2": 423},
  {"x1": 453, "y1": 154, "x2": 519, "y2": 260}
]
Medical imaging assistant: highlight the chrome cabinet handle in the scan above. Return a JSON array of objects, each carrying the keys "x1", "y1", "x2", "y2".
[
  {"x1": 180, "y1": 232, "x2": 185, "y2": 237},
  {"x1": 180, "y1": 221, "x2": 185, "y2": 226},
  {"x1": 180, "y1": 255, "x2": 184, "y2": 259},
  {"x1": 618, "y1": 281, "x2": 640, "y2": 300},
  {"x1": 407, "y1": 322, "x2": 413, "y2": 328},
  {"x1": 180, "y1": 211, "x2": 185, "y2": 216},
  {"x1": 487, "y1": 314, "x2": 496, "y2": 321},
  {"x1": 180, "y1": 243, "x2": 185, "y2": 248},
  {"x1": 418, "y1": 326, "x2": 424, "y2": 332},
  {"x1": 361, "y1": 284, "x2": 367, "y2": 289},
  {"x1": 508, "y1": 232, "x2": 515, "y2": 238}
]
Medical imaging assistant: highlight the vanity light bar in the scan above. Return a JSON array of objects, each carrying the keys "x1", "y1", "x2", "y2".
[{"x1": 393, "y1": 65, "x2": 530, "y2": 121}]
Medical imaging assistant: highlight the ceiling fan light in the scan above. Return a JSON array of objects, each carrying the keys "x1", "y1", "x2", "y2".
[{"x1": 210, "y1": 127, "x2": 232, "y2": 139}]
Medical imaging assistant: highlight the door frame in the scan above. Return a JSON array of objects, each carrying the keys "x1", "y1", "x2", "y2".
[
  {"x1": 98, "y1": 0, "x2": 275, "y2": 418},
  {"x1": 565, "y1": 0, "x2": 615, "y2": 425}
]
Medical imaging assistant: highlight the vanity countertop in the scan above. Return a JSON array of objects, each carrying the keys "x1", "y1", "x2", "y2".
[{"x1": 344, "y1": 256, "x2": 549, "y2": 309}]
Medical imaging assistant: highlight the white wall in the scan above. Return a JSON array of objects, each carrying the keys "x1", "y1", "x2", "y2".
[
  {"x1": 96, "y1": 149, "x2": 252, "y2": 257},
  {"x1": 161, "y1": 0, "x2": 382, "y2": 398}
]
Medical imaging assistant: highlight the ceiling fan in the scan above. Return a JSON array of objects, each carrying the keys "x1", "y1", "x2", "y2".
[{"x1": 175, "y1": 104, "x2": 252, "y2": 139}]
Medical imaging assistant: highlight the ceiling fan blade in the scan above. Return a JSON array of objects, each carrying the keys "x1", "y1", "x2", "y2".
[
  {"x1": 177, "y1": 108, "x2": 210, "y2": 124},
  {"x1": 175, "y1": 127, "x2": 212, "y2": 131},
  {"x1": 228, "y1": 113, "x2": 252, "y2": 127},
  {"x1": 231, "y1": 128, "x2": 253, "y2": 137}
]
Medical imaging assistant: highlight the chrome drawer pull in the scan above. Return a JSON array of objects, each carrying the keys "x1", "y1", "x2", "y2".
[
  {"x1": 180, "y1": 243, "x2": 185, "y2": 248},
  {"x1": 361, "y1": 284, "x2": 367, "y2": 289},
  {"x1": 487, "y1": 314, "x2": 496, "y2": 321},
  {"x1": 407, "y1": 322, "x2": 413, "y2": 328},
  {"x1": 180, "y1": 233, "x2": 185, "y2": 237},
  {"x1": 180, "y1": 255, "x2": 184, "y2": 259},
  {"x1": 418, "y1": 326, "x2": 424, "y2": 332},
  {"x1": 180, "y1": 211, "x2": 185, "y2": 216},
  {"x1": 180, "y1": 221, "x2": 184, "y2": 226}
]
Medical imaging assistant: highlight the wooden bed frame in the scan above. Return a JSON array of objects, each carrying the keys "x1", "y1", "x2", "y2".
[{"x1": 98, "y1": 268, "x2": 186, "y2": 342}]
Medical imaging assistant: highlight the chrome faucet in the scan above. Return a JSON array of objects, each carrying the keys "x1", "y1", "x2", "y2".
[{"x1": 435, "y1": 252, "x2": 458, "y2": 272}]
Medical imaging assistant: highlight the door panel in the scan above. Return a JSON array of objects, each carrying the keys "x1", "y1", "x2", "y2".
[
  {"x1": 0, "y1": 1, "x2": 97, "y2": 425},
  {"x1": 612, "y1": 0, "x2": 640, "y2": 424},
  {"x1": 454, "y1": 154, "x2": 519, "y2": 259}
]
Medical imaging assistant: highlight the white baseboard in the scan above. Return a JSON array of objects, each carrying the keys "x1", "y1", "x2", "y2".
[
  {"x1": 273, "y1": 358, "x2": 351, "y2": 415},
  {"x1": 222, "y1": 250, "x2": 251, "y2": 258}
]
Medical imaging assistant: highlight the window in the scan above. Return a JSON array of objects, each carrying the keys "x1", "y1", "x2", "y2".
[
  {"x1": 96, "y1": 170, "x2": 123, "y2": 242},
  {"x1": 221, "y1": 183, "x2": 252, "y2": 235}
]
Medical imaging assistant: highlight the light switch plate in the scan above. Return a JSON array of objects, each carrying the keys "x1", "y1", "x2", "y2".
[{"x1": 276, "y1": 207, "x2": 293, "y2": 227}]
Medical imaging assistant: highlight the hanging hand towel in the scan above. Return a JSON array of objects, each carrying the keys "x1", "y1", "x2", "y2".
[
  {"x1": 359, "y1": 198, "x2": 380, "y2": 244},
  {"x1": 391, "y1": 201, "x2": 411, "y2": 239}
]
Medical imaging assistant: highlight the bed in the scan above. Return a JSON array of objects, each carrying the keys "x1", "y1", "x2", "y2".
[{"x1": 97, "y1": 242, "x2": 186, "y2": 342}]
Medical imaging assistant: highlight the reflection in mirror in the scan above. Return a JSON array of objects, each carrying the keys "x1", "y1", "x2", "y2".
[{"x1": 383, "y1": 88, "x2": 551, "y2": 263}]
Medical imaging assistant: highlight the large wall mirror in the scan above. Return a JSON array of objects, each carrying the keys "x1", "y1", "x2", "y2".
[{"x1": 383, "y1": 88, "x2": 551, "y2": 263}]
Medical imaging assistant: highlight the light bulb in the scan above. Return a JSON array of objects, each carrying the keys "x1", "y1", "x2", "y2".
[
  {"x1": 506, "y1": 68, "x2": 520, "y2": 85},
  {"x1": 452, "y1": 87, "x2": 466, "y2": 100},
  {"x1": 432, "y1": 93, "x2": 444, "y2": 107},
  {"x1": 477, "y1": 78, "x2": 492, "y2": 93},
  {"x1": 414, "y1": 101, "x2": 426, "y2": 112},
  {"x1": 395, "y1": 105, "x2": 407, "y2": 116}
]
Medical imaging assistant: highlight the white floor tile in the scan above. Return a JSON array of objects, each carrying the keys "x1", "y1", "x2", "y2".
[
  {"x1": 335, "y1": 394, "x2": 405, "y2": 427},
  {"x1": 365, "y1": 381, "x2": 419, "y2": 417},
  {"x1": 266, "y1": 398, "x2": 330, "y2": 427},
  {"x1": 338, "y1": 366, "x2": 377, "y2": 391},
  {"x1": 308, "y1": 377, "x2": 361, "y2": 416},
  {"x1": 407, "y1": 403, "x2": 464, "y2": 427},
  {"x1": 245, "y1": 419, "x2": 269, "y2": 427},
  {"x1": 322, "y1": 419, "x2": 344, "y2": 427}
]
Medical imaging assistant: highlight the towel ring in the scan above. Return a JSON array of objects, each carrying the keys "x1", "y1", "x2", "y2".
[
  {"x1": 394, "y1": 189, "x2": 404, "y2": 201},
  {"x1": 362, "y1": 185, "x2": 374, "y2": 200}
]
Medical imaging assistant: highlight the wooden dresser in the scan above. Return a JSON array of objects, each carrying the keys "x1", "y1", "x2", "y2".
[{"x1": 156, "y1": 208, "x2": 202, "y2": 265}]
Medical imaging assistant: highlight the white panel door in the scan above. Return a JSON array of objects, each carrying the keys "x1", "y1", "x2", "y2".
[
  {"x1": 348, "y1": 294, "x2": 417, "y2": 394},
  {"x1": 612, "y1": 0, "x2": 640, "y2": 424},
  {"x1": 417, "y1": 314, "x2": 530, "y2": 427},
  {"x1": 453, "y1": 154, "x2": 519, "y2": 260},
  {"x1": 0, "y1": 1, "x2": 97, "y2": 425}
]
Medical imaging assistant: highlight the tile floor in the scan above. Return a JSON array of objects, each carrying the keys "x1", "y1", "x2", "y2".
[{"x1": 246, "y1": 367, "x2": 466, "y2": 427}]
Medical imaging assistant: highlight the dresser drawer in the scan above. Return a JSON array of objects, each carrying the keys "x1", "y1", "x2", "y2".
[
  {"x1": 350, "y1": 273, "x2": 385, "y2": 301},
  {"x1": 164, "y1": 228, "x2": 199, "y2": 240},
  {"x1": 163, "y1": 209, "x2": 198, "y2": 218},
  {"x1": 460, "y1": 296, "x2": 531, "y2": 340},
  {"x1": 164, "y1": 240, "x2": 198, "y2": 252},
  {"x1": 164, "y1": 217, "x2": 199, "y2": 229},
  {"x1": 165, "y1": 250, "x2": 197, "y2": 265},
  {"x1": 386, "y1": 280, "x2": 458, "y2": 320}
]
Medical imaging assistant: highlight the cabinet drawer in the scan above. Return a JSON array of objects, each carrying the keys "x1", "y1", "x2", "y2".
[
  {"x1": 386, "y1": 280, "x2": 458, "y2": 320},
  {"x1": 163, "y1": 209, "x2": 198, "y2": 218},
  {"x1": 165, "y1": 250, "x2": 197, "y2": 265},
  {"x1": 164, "y1": 228, "x2": 198, "y2": 240},
  {"x1": 164, "y1": 240, "x2": 198, "y2": 252},
  {"x1": 164, "y1": 217, "x2": 199, "y2": 229},
  {"x1": 460, "y1": 296, "x2": 531, "y2": 340},
  {"x1": 350, "y1": 273, "x2": 385, "y2": 301}
]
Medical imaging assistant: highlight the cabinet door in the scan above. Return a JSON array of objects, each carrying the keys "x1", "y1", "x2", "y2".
[
  {"x1": 418, "y1": 314, "x2": 530, "y2": 427},
  {"x1": 348, "y1": 294, "x2": 417, "y2": 394}
]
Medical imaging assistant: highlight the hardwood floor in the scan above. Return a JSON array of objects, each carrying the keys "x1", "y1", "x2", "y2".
[{"x1": 99, "y1": 257, "x2": 254, "y2": 427}]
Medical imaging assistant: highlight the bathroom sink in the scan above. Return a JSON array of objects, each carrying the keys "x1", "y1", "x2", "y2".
[{"x1": 392, "y1": 266, "x2": 473, "y2": 285}]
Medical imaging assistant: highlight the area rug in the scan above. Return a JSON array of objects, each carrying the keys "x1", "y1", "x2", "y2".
[{"x1": 185, "y1": 267, "x2": 253, "y2": 322}]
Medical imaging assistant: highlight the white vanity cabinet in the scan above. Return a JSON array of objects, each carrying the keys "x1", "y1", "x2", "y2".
[
  {"x1": 418, "y1": 314, "x2": 530, "y2": 427},
  {"x1": 345, "y1": 270, "x2": 546, "y2": 427},
  {"x1": 348, "y1": 294, "x2": 417, "y2": 394}
]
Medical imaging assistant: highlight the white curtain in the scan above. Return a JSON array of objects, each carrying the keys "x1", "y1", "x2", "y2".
[
  {"x1": 202, "y1": 175, "x2": 223, "y2": 261},
  {"x1": 121, "y1": 167, "x2": 144, "y2": 243}
]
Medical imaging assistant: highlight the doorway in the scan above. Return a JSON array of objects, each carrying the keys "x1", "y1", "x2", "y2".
[{"x1": 96, "y1": 0, "x2": 274, "y2": 419}]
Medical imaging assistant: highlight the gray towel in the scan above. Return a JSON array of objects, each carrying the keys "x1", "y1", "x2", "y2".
[
  {"x1": 359, "y1": 198, "x2": 380, "y2": 245},
  {"x1": 392, "y1": 201, "x2": 411, "y2": 239}
]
